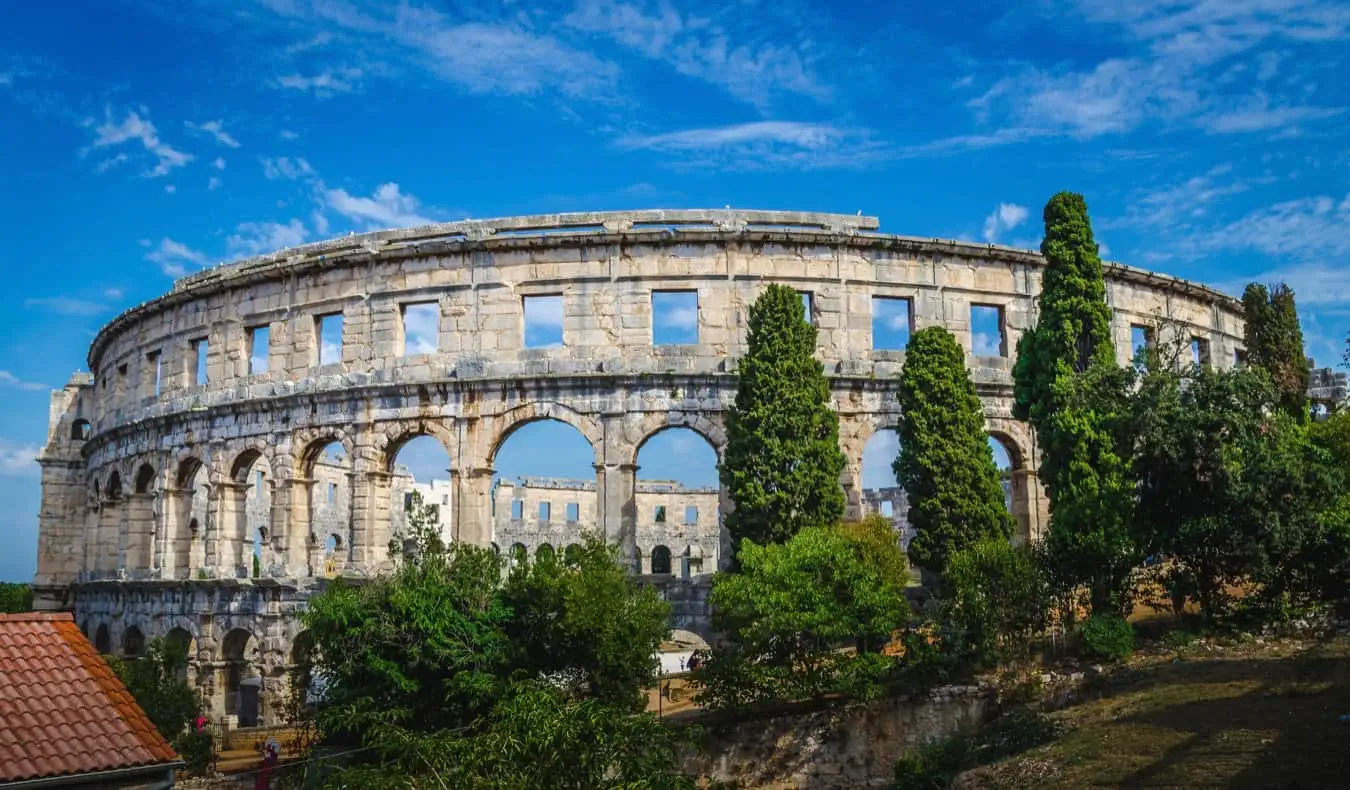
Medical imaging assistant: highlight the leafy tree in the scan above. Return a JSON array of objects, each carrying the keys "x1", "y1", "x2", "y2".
[
  {"x1": 108, "y1": 637, "x2": 203, "y2": 747},
  {"x1": 695, "y1": 519, "x2": 911, "y2": 709},
  {"x1": 0, "y1": 582, "x2": 32, "y2": 614},
  {"x1": 1011, "y1": 192, "x2": 1136, "y2": 615},
  {"x1": 722, "y1": 283, "x2": 846, "y2": 546},
  {"x1": 943, "y1": 540, "x2": 1048, "y2": 664},
  {"x1": 896, "y1": 326, "x2": 1013, "y2": 576},
  {"x1": 1242, "y1": 282, "x2": 1310, "y2": 421}
]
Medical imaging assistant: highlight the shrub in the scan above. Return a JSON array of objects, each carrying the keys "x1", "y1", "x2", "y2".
[
  {"x1": 893, "y1": 708, "x2": 1059, "y2": 789},
  {"x1": 175, "y1": 730, "x2": 214, "y2": 776},
  {"x1": 944, "y1": 540, "x2": 1048, "y2": 666},
  {"x1": 1079, "y1": 614, "x2": 1134, "y2": 662}
]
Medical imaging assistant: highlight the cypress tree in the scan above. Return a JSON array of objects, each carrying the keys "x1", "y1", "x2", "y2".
[
  {"x1": 1011, "y1": 192, "x2": 1136, "y2": 614},
  {"x1": 721, "y1": 284, "x2": 846, "y2": 547},
  {"x1": 895, "y1": 326, "x2": 1013, "y2": 576},
  {"x1": 1242, "y1": 282, "x2": 1309, "y2": 422}
]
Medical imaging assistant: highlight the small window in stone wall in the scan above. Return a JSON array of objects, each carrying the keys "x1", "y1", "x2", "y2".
[
  {"x1": 511, "y1": 500, "x2": 523, "y2": 520},
  {"x1": 871, "y1": 297, "x2": 912, "y2": 350},
  {"x1": 1235, "y1": 348, "x2": 1247, "y2": 367},
  {"x1": 191, "y1": 338, "x2": 208, "y2": 386},
  {"x1": 249, "y1": 326, "x2": 270, "y2": 374},
  {"x1": 402, "y1": 302, "x2": 440, "y2": 355},
  {"x1": 328, "y1": 483, "x2": 337, "y2": 505},
  {"x1": 880, "y1": 500, "x2": 894, "y2": 517},
  {"x1": 523, "y1": 295, "x2": 564, "y2": 348},
  {"x1": 147, "y1": 351, "x2": 162, "y2": 397},
  {"x1": 684, "y1": 505, "x2": 698, "y2": 524},
  {"x1": 539, "y1": 501, "x2": 551, "y2": 521},
  {"x1": 652, "y1": 291, "x2": 699, "y2": 345},
  {"x1": 566, "y1": 502, "x2": 579, "y2": 522},
  {"x1": 117, "y1": 363, "x2": 128, "y2": 393},
  {"x1": 799, "y1": 291, "x2": 814, "y2": 325},
  {"x1": 316, "y1": 313, "x2": 343, "y2": 366},
  {"x1": 256, "y1": 471, "x2": 264, "y2": 491},
  {"x1": 970, "y1": 304, "x2": 1007, "y2": 356},
  {"x1": 654, "y1": 505, "x2": 666, "y2": 523},
  {"x1": 1191, "y1": 336, "x2": 1211, "y2": 368},
  {"x1": 1130, "y1": 325, "x2": 1154, "y2": 362}
]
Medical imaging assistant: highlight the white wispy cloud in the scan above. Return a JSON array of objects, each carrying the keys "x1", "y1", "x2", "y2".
[
  {"x1": 523, "y1": 295, "x2": 564, "y2": 329},
  {"x1": 0, "y1": 371, "x2": 48, "y2": 392},
  {"x1": 87, "y1": 106, "x2": 192, "y2": 178},
  {"x1": 981, "y1": 202, "x2": 1029, "y2": 243},
  {"x1": 321, "y1": 182, "x2": 434, "y2": 229},
  {"x1": 861, "y1": 429, "x2": 900, "y2": 489},
  {"x1": 276, "y1": 67, "x2": 364, "y2": 97},
  {"x1": 185, "y1": 119, "x2": 241, "y2": 148},
  {"x1": 212, "y1": 157, "x2": 226, "y2": 170},
  {"x1": 617, "y1": 121, "x2": 884, "y2": 170},
  {"x1": 144, "y1": 237, "x2": 210, "y2": 277},
  {"x1": 23, "y1": 296, "x2": 109, "y2": 316},
  {"x1": 563, "y1": 0, "x2": 830, "y2": 110},
  {"x1": 1102, "y1": 164, "x2": 1263, "y2": 231},
  {"x1": 1191, "y1": 193, "x2": 1350, "y2": 280},
  {"x1": 0, "y1": 438, "x2": 40, "y2": 477},
  {"x1": 262, "y1": 156, "x2": 315, "y2": 180},
  {"x1": 227, "y1": 219, "x2": 309, "y2": 258},
  {"x1": 208, "y1": 176, "x2": 222, "y2": 191},
  {"x1": 95, "y1": 153, "x2": 128, "y2": 173},
  {"x1": 280, "y1": 129, "x2": 300, "y2": 140},
  {"x1": 103, "y1": 288, "x2": 123, "y2": 300}
]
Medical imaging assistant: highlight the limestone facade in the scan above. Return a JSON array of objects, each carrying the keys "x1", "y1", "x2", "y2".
[{"x1": 32, "y1": 210, "x2": 1247, "y2": 726}]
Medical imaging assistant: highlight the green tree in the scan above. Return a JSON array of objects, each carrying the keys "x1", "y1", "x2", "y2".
[
  {"x1": 696, "y1": 519, "x2": 911, "y2": 709},
  {"x1": 896, "y1": 326, "x2": 1013, "y2": 576},
  {"x1": 722, "y1": 283, "x2": 846, "y2": 547},
  {"x1": 1242, "y1": 282, "x2": 1310, "y2": 421},
  {"x1": 1011, "y1": 192, "x2": 1136, "y2": 614},
  {"x1": 943, "y1": 539, "x2": 1048, "y2": 664},
  {"x1": 0, "y1": 582, "x2": 32, "y2": 614},
  {"x1": 108, "y1": 637, "x2": 203, "y2": 744}
]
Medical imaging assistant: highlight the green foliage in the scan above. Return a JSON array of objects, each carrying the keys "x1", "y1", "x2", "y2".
[
  {"x1": 722, "y1": 283, "x2": 846, "y2": 546},
  {"x1": 895, "y1": 327, "x2": 1013, "y2": 575},
  {"x1": 1011, "y1": 193, "x2": 1136, "y2": 615},
  {"x1": 108, "y1": 637, "x2": 202, "y2": 742},
  {"x1": 302, "y1": 523, "x2": 686, "y2": 786},
  {"x1": 893, "y1": 708, "x2": 1060, "y2": 790},
  {"x1": 696, "y1": 520, "x2": 911, "y2": 709},
  {"x1": 1242, "y1": 282, "x2": 1310, "y2": 422},
  {"x1": 500, "y1": 535, "x2": 670, "y2": 711},
  {"x1": 176, "y1": 730, "x2": 215, "y2": 776},
  {"x1": 1078, "y1": 614, "x2": 1134, "y2": 662},
  {"x1": 943, "y1": 540, "x2": 1048, "y2": 664},
  {"x1": 0, "y1": 582, "x2": 32, "y2": 614}
]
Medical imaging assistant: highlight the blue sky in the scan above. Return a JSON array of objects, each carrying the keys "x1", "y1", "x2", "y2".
[{"x1": 2, "y1": 0, "x2": 1348, "y2": 581}]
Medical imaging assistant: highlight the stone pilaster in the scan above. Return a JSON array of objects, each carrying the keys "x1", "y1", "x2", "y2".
[
  {"x1": 452, "y1": 466, "x2": 495, "y2": 547},
  {"x1": 596, "y1": 462, "x2": 638, "y2": 565}
]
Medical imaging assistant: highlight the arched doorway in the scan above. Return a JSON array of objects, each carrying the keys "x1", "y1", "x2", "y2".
[
  {"x1": 221, "y1": 628, "x2": 261, "y2": 728},
  {"x1": 635, "y1": 427, "x2": 721, "y2": 575},
  {"x1": 491, "y1": 418, "x2": 597, "y2": 562}
]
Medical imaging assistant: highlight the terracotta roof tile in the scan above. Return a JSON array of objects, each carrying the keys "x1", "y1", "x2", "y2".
[{"x1": 0, "y1": 612, "x2": 181, "y2": 782}]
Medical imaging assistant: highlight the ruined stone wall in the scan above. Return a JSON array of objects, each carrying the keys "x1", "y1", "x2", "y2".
[{"x1": 32, "y1": 210, "x2": 1246, "y2": 726}]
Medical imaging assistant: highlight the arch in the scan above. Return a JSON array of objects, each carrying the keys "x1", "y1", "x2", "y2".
[
  {"x1": 650, "y1": 545, "x2": 672, "y2": 575},
  {"x1": 564, "y1": 543, "x2": 582, "y2": 566},
  {"x1": 230, "y1": 448, "x2": 268, "y2": 484},
  {"x1": 631, "y1": 413, "x2": 727, "y2": 464},
  {"x1": 220, "y1": 628, "x2": 260, "y2": 726},
  {"x1": 106, "y1": 470, "x2": 123, "y2": 501},
  {"x1": 71, "y1": 419, "x2": 91, "y2": 441},
  {"x1": 165, "y1": 626, "x2": 194, "y2": 681},
  {"x1": 376, "y1": 422, "x2": 456, "y2": 476},
  {"x1": 487, "y1": 402, "x2": 603, "y2": 466},
  {"x1": 176, "y1": 456, "x2": 206, "y2": 489},
  {"x1": 94, "y1": 623, "x2": 111, "y2": 654},
  {"x1": 536, "y1": 543, "x2": 556, "y2": 563},
  {"x1": 123, "y1": 625, "x2": 146, "y2": 657},
  {"x1": 510, "y1": 542, "x2": 528, "y2": 564},
  {"x1": 294, "y1": 429, "x2": 357, "y2": 478},
  {"x1": 133, "y1": 463, "x2": 156, "y2": 495}
]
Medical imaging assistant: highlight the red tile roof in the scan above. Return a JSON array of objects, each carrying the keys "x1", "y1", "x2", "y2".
[{"x1": 0, "y1": 612, "x2": 180, "y2": 783}]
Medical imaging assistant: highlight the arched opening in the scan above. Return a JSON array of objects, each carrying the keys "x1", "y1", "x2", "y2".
[
  {"x1": 252, "y1": 527, "x2": 267, "y2": 578},
  {"x1": 94, "y1": 623, "x2": 111, "y2": 654},
  {"x1": 221, "y1": 628, "x2": 261, "y2": 728},
  {"x1": 650, "y1": 545, "x2": 672, "y2": 575},
  {"x1": 987, "y1": 436, "x2": 1014, "y2": 513},
  {"x1": 860, "y1": 428, "x2": 907, "y2": 544},
  {"x1": 388, "y1": 435, "x2": 453, "y2": 557},
  {"x1": 492, "y1": 418, "x2": 597, "y2": 564},
  {"x1": 228, "y1": 450, "x2": 274, "y2": 579},
  {"x1": 305, "y1": 441, "x2": 350, "y2": 576},
  {"x1": 123, "y1": 626, "x2": 146, "y2": 657},
  {"x1": 988, "y1": 431, "x2": 1035, "y2": 543},
  {"x1": 536, "y1": 543, "x2": 555, "y2": 563},
  {"x1": 166, "y1": 627, "x2": 194, "y2": 682},
  {"x1": 683, "y1": 544, "x2": 703, "y2": 579},
  {"x1": 71, "y1": 419, "x2": 91, "y2": 441},
  {"x1": 564, "y1": 543, "x2": 582, "y2": 566},
  {"x1": 170, "y1": 458, "x2": 209, "y2": 578},
  {"x1": 635, "y1": 427, "x2": 721, "y2": 575},
  {"x1": 509, "y1": 542, "x2": 528, "y2": 568},
  {"x1": 96, "y1": 472, "x2": 124, "y2": 574},
  {"x1": 323, "y1": 534, "x2": 342, "y2": 577},
  {"x1": 107, "y1": 471, "x2": 123, "y2": 501},
  {"x1": 133, "y1": 463, "x2": 156, "y2": 494},
  {"x1": 126, "y1": 464, "x2": 158, "y2": 571}
]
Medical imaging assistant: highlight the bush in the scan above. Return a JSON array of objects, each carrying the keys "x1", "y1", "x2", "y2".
[
  {"x1": 893, "y1": 708, "x2": 1060, "y2": 789},
  {"x1": 943, "y1": 540, "x2": 1048, "y2": 666},
  {"x1": 1079, "y1": 614, "x2": 1134, "y2": 662},
  {"x1": 175, "y1": 730, "x2": 214, "y2": 776}
]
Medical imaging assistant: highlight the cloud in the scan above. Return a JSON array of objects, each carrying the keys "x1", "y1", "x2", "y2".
[
  {"x1": 1193, "y1": 193, "x2": 1350, "y2": 290},
  {"x1": 94, "y1": 153, "x2": 128, "y2": 173},
  {"x1": 185, "y1": 119, "x2": 241, "y2": 148},
  {"x1": 1102, "y1": 164, "x2": 1263, "y2": 231},
  {"x1": 563, "y1": 0, "x2": 829, "y2": 109},
  {"x1": 861, "y1": 429, "x2": 900, "y2": 489},
  {"x1": 0, "y1": 438, "x2": 40, "y2": 477},
  {"x1": 23, "y1": 296, "x2": 108, "y2": 316},
  {"x1": 981, "y1": 202, "x2": 1029, "y2": 243},
  {"x1": 276, "y1": 67, "x2": 364, "y2": 96},
  {"x1": 972, "y1": 332, "x2": 1002, "y2": 356},
  {"x1": 0, "y1": 371, "x2": 48, "y2": 392},
  {"x1": 212, "y1": 157, "x2": 226, "y2": 170},
  {"x1": 280, "y1": 129, "x2": 300, "y2": 140},
  {"x1": 227, "y1": 219, "x2": 309, "y2": 258},
  {"x1": 262, "y1": 156, "x2": 315, "y2": 180},
  {"x1": 164, "y1": 184, "x2": 176, "y2": 194},
  {"x1": 1201, "y1": 100, "x2": 1344, "y2": 134},
  {"x1": 103, "y1": 288, "x2": 123, "y2": 300},
  {"x1": 523, "y1": 295, "x2": 564, "y2": 329},
  {"x1": 145, "y1": 237, "x2": 210, "y2": 277},
  {"x1": 321, "y1": 182, "x2": 434, "y2": 229},
  {"x1": 87, "y1": 107, "x2": 192, "y2": 178},
  {"x1": 656, "y1": 303, "x2": 698, "y2": 330},
  {"x1": 618, "y1": 121, "x2": 885, "y2": 170},
  {"x1": 402, "y1": 303, "x2": 440, "y2": 354},
  {"x1": 208, "y1": 176, "x2": 222, "y2": 191}
]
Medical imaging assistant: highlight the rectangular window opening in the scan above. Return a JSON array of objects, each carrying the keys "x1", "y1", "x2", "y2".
[
  {"x1": 523, "y1": 295, "x2": 564, "y2": 349},
  {"x1": 880, "y1": 500, "x2": 894, "y2": 518},
  {"x1": 402, "y1": 302, "x2": 440, "y2": 356},
  {"x1": 684, "y1": 505, "x2": 698, "y2": 524},
  {"x1": 799, "y1": 291, "x2": 814, "y2": 325},
  {"x1": 327, "y1": 483, "x2": 336, "y2": 505},
  {"x1": 316, "y1": 313, "x2": 344, "y2": 366},
  {"x1": 511, "y1": 500, "x2": 523, "y2": 520},
  {"x1": 191, "y1": 338, "x2": 208, "y2": 386},
  {"x1": 147, "y1": 351, "x2": 162, "y2": 397},
  {"x1": 871, "y1": 296, "x2": 913, "y2": 350},
  {"x1": 1130, "y1": 325, "x2": 1154, "y2": 367},
  {"x1": 404, "y1": 492, "x2": 414, "y2": 512},
  {"x1": 249, "y1": 326, "x2": 270, "y2": 375},
  {"x1": 566, "y1": 502, "x2": 580, "y2": 522},
  {"x1": 1235, "y1": 348, "x2": 1247, "y2": 367},
  {"x1": 970, "y1": 304, "x2": 1007, "y2": 357},
  {"x1": 1191, "y1": 336, "x2": 1211, "y2": 368},
  {"x1": 539, "y1": 501, "x2": 551, "y2": 521},
  {"x1": 256, "y1": 471, "x2": 264, "y2": 491},
  {"x1": 652, "y1": 291, "x2": 699, "y2": 345},
  {"x1": 654, "y1": 505, "x2": 667, "y2": 523}
]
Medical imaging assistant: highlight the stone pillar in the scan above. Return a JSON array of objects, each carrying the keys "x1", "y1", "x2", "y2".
[
  {"x1": 596, "y1": 462, "x2": 638, "y2": 566},
  {"x1": 840, "y1": 461, "x2": 863, "y2": 522},
  {"x1": 214, "y1": 481, "x2": 248, "y2": 579},
  {"x1": 124, "y1": 492, "x2": 156, "y2": 576},
  {"x1": 363, "y1": 469, "x2": 393, "y2": 569},
  {"x1": 202, "y1": 480, "x2": 222, "y2": 576},
  {"x1": 452, "y1": 466, "x2": 495, "y2": 547},
  {"x1": 115, "y1": 499, "x2": 130, "y2": 577},
  {"x1": 161, "y1": 487, "x2": 194, "y2": 579},
  {"x1": 283, "y1": 478, "x2": 315, "y2": 577}
]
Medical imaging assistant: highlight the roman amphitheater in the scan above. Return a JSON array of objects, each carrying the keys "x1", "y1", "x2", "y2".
[{"x1": 32, "y1": 209, "x2": 1245, "y2": 728}]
